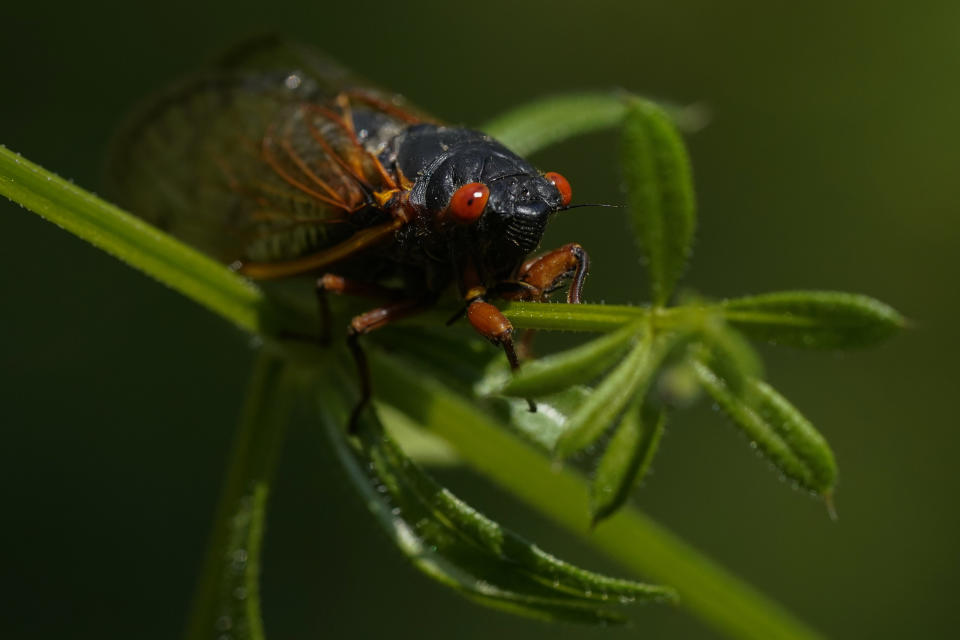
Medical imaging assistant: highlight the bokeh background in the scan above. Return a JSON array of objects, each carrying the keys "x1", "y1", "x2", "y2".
[{"x1": 2, "y1": 1, "x2": 957, "y2": 638}]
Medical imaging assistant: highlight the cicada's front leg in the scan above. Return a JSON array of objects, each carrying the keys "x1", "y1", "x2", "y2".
[
  {"x1": 495, "y1": 242, "x2": 590, "y2": 359},
  {"x1": 459, "y1": 256, "x2": 535, "y2": 411},
  {"x1": 512, "y1": 242, "x2": 590, "y2": 303},
  {"x1": 464, "y1": 298, "x2": 521, "y2": 369},
  {"x1": 463, "y1": 295, "x2": 536, "y2": 413}
]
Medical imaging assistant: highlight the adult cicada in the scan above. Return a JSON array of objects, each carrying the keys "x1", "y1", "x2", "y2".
[{"x1": 110, "y1": 37, "x2": 589, "y2": 425}]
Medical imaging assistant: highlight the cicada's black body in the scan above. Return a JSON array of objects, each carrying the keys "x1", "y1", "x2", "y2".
[
  {"x1": 110, "y1": 37, "x2": 588, "y2": 424},
  {"x1": 385, "y1": 124, "x2": 564, "y2": 282}
]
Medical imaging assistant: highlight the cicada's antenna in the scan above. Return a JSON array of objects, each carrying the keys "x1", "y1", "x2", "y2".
[{"x1": 558, "y1": 203, "x2": 623, "y2": 212}]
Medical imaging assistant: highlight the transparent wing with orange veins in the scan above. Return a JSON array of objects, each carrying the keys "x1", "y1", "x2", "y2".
[{"x1": 107, "y1": 37, "x2": 430, "y2": 265}]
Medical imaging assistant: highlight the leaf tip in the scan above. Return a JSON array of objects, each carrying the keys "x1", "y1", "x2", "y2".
[
  {"x1": 588, "y1": 506, "x2": 610, "y2": 531},
  {"x1": 588, "y1": 515, "x2": 599, "y2": 532},
  {"x1": 646, "y1": 585, "x2": 681, "y2": 605},
  {"x1": 823, "y1": 490, "x2": 839, "y2": 522}
]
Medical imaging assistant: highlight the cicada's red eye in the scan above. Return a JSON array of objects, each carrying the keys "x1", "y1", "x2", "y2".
[
  {"x1": 448, "y1": 182, "x2": 490, "y2": 223},
  {"x1": 544, "y1": 171, "x2": 572, "y2": 207}
]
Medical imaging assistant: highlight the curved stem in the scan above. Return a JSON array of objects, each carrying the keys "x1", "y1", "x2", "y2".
[{"x1": 184, "y1": 349, "x2": 298, "y2": 640}]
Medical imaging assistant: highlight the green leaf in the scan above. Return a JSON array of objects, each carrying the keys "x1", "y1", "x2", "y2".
[
  {"x1": 482, "y1": 92, "x2": 709, "y2": 157},
  {"x1": 497, "y1": 321, "x2": 644, "y2": 397},
  {"x1": 315, "y1": 366, "x2": 674, "y2": 624},
  {"x1": 186, "y1": 351, "x2": 298, "y2": 640},
  {"x1": 722, "y1": 291, "x2": 905, "y2": 349},
  {"x1": 621, "y1": 98, "x2": 697, "y2": 306},
  {"x1": 378, "y1": 429, "x2": 673, "y2": 605},
  {"x1": 378, "y1": 403, "x2": 461, "y2": 466},
  {"x1": 504, "y1": 386, "x2": 594, "y2": 450},
  {"x1": 691, "y1": 359, "x2": 837, "y2": 498},
  {"x1": 372, "y1": 326, "x2": 497, "y2": 396},
  {"x1": 656, "y1": 360, "x2": 704, "y2": 408},
  {"x1": 373, "y1": 327, "x2": 582, "y2": 451},
  {"x1": 692, "y1": 316, "x2": 765, "y2": 395},
  {"x1": 482, "y1": 92, "x2": 631, "y2": 156},
  {"x1": 555, "y1": 329, "x2": 676, "y2": 459},
  {"x1": 0, "y1": 145, "x2": 272, "y2": 334},
  {"x1": 591, "y1": 399, "x2": 666, "y2": 525}
]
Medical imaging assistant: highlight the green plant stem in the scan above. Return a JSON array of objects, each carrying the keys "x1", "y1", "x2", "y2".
[
  {"x1": 185, "y1": 349, "x2": 297, "y2": 640},
  {"x1": 371, "y1": 348, "x2": 822, "y2": 640},
  {"x1": 501, "y1": 301, "x2": 711, "y2": 332},
  {"x1": 501, "y1": 302, "x2": 650, "y2": 331},
  {"x1": 0, "y1": 145, "x2": 268, "y2": 333}
]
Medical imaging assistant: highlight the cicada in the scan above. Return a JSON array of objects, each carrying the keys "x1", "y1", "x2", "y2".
[{"x1": 110, "y1": 37, "x2": 589, "y2": 425}]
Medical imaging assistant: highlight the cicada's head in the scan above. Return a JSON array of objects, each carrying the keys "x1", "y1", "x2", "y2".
[{"x1": 419, "y1": 135, "x2": 573, "y2": 282}]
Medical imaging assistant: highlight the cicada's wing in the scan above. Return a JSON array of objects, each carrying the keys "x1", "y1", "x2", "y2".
[{"x1": 108, "y1": 37, "x2": 429, "y2": 264}]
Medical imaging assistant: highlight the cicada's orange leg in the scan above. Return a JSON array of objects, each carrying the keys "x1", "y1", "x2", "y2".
[
  {"x1": 460, "y1": 266, "x2": 534, "y2": 411},
  {"x1": 270, "y1": 269, "x2": 427, "y2": 432},
  {"x1": 512, "y1": 242, "x2": 590, "y2": 304},
  {"x1": 517, "y1": 327, "x2": 538, "y2": 362},
  {"x1": 495, "y1": 242, "x2": 590, "y2": 359},
  {"x1": 345, "y1": 294, "x2": 436, "y2": 432},
  {"x1": 315, "y1": 273, "x2": 403, "y2": 344},
  {"x1": 464, "y1": 299, "x2": 521, "y2": 368},
  {"x1": 307, "y1": 271, "x2": 434, "y2": 432},
  {"x1": 463, "y1": 296, "x2": 536, "y2": 412}
]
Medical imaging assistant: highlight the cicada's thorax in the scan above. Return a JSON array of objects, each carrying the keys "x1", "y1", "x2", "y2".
[{"x1": 366, "y1": 122, "x2": 564, "y2": 291}]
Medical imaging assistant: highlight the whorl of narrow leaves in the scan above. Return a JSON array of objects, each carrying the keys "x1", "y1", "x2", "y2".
[
  {"x1": 621, "y1": 99, "x2": 696, "y2": 306},
  {"x1": 722, "y1": 291, "x2": 905, "y2": 349}
]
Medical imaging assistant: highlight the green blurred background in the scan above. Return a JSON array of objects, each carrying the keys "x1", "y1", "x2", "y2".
[{"x1": 2, "y1": 1, "x2": 957, "y2": 638}]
